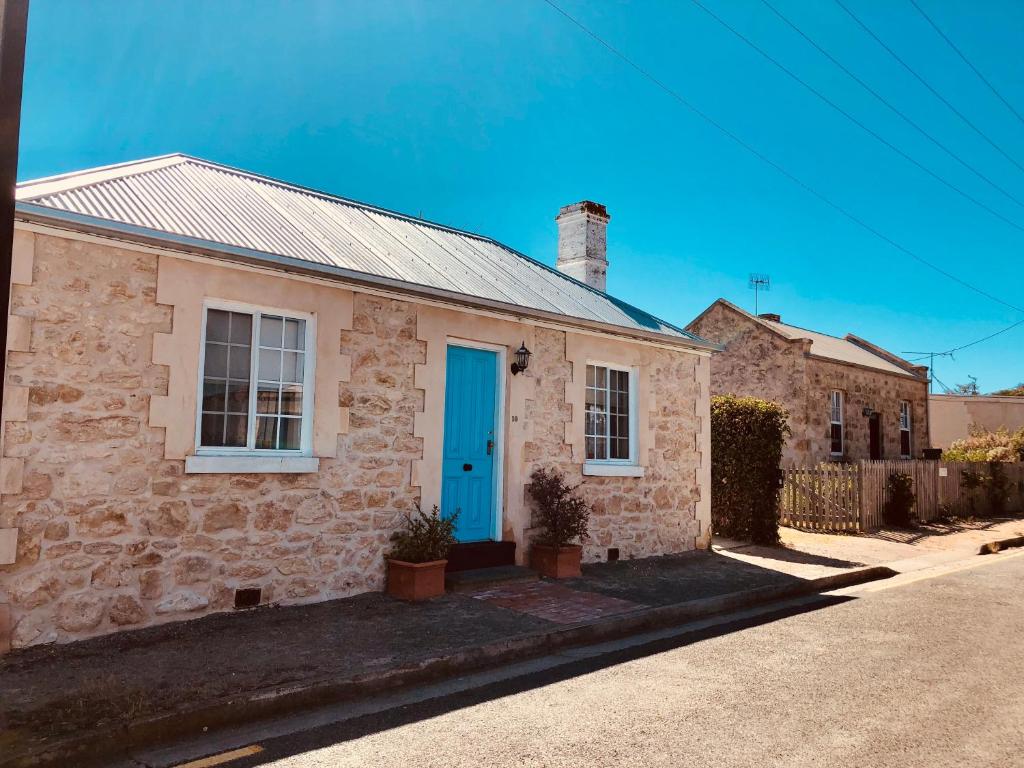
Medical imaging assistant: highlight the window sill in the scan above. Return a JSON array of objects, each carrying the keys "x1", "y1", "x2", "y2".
[
  {"x1": 185, "y1": 455, "x2": 320, "y2": 474},
  {"x1": 583, "y1": 462, "x2": 645, "y2": 478}
]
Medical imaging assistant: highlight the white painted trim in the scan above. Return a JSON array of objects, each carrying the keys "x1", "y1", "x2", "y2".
[
  {"x1": 194, "y1": 298, "x2": 317, "y2": 457},
  {"x1": 583, "y1": 462, "x2": 646, "y2": 478},
  {"x1": 583, "y1": 360, "x2": 640, "y2": 466},
  {"x1": 445, "y1": 338, "x2": 506, "y2": 542},
  {"x1": 184, "y1": 455, "x2": 320, "y2": 474},
  {"x1": 14, "y1": 219, "x2": 715, "y2": 357}
]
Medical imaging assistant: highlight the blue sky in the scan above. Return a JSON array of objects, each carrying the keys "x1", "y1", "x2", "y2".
[{"x1": 18, "y1": 0, "x2": 1024, "y2": 392}]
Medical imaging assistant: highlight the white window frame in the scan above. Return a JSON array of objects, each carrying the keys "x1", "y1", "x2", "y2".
[
  {"x1": 583, "y1": 361, "x2": 643, "y2": 477},
  {"x1": 187, "y1": 299, "x2": 318, "y2": 474},
  {"x1": 899, "y1": 400, "x2": 912, "y2": 459},
  {"x1": 829, "y1": 390, "x2": 844, "y2": 458}
]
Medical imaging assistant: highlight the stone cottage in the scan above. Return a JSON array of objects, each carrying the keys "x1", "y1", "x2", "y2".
[
  {"x1": 687, "y1": 299, "x2": 930, "y2": 466},
  {"x1": 0, "y1": 155, "x2": 716, "y2": 650}
]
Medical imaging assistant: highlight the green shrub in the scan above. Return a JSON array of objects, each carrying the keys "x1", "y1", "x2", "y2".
[
  {"x1": 527, "y1": 467, "x2": 591, "y2": 548},
  {"x1": 882, "y1": 472, "x2": 916, "y2": 527},
  {"x1": 710, "y1": 395, "x2": 791, "y2": 545},
  {"x1": 387, "y1": 505, "x2": 458, "y2": 563}
]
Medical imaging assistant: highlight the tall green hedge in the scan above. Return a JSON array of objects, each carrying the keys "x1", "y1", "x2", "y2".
[{"x1": 710, "y1": 395, "x2": 791, "y2": 544}]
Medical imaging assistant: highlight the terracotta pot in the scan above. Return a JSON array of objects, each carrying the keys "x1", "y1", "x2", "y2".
[
  {"x1": 529, "y1": 544, "x2": 582, "y2": 579},
  {"x1": 386, "y1": 559, "x2": 447, "y2": 601}
]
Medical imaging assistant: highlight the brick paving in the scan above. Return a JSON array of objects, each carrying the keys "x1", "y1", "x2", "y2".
[{"x1": 471, "y1": 581, "x2": 644, "y2": 624}]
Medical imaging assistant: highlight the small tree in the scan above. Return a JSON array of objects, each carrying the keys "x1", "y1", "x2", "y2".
[
  {"x1": 527, "y1": 467, "x2": 591, "y2": 548},
  {"x1": 710, "y1": 395, "x2": 791, "y2": 545},
  {"x1": 387, "y1": 505, "x2": 458, "y2": 563},
  {"x1": 882, "y1": 472, "x2": 916, "y2": 527}
]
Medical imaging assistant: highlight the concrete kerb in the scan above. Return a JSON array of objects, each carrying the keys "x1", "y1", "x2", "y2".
[
  {"x1": 8, "y1": 565, "x2": 896, "y2": 768},
  {"x1": 979, "y1": 535, "x2": 1024, "y2": 555}
]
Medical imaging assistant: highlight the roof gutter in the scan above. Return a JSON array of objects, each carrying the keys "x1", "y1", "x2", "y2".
[{"x1": 15, "y1": 203, "x2": 721, "y2": 354}]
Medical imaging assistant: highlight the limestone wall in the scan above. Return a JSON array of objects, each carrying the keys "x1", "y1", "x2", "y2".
[
  {"x1": 0, "y1": 227, "x2": 710, "y2": 649},
  {"x1": 687, "y1": 304, "x2": 811, "y2": 465},
  {"x1": 688, "y1": 302, "x2": 929, "y2": 466},
  {"x1": 806, "y1": 357, "x2": 929, "y2": 462}
]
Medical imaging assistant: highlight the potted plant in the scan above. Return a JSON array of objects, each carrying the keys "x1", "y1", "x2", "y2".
[
  {"x1": 386, "y1": 505, "x2": 458, "y2": 601},
  {"x1": 527, "y1": 467, "x2": 591, "y2": 578}
]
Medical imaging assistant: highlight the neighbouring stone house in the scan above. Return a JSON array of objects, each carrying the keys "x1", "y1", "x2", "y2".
[
  {"x1": 687, "y1": 299, "x2": 930, "y2": 466},
  {"x1": 0, "y1": 155, "x2": 716, "y2": 650}
]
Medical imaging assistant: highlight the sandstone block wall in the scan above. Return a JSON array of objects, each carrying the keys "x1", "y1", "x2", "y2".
[
  {"x1": 0, "y1": 228, "x2": 710, "y2": 649},
  {"x1": 689, "y1": 303, "x2": 929, "y2": 466}
]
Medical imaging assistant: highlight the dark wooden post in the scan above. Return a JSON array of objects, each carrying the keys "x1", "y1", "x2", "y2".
[{"x1": 0, "y1": 0, "x2": 29, "y2": 427}]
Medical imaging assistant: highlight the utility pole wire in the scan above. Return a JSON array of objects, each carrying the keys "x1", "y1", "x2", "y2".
[
  {"x1": 909, "y1": 0, "x2": 1024, "y2": 130},
  {"x1": 538, "y1": 0, "x2": 1024, "y2": 316},
  {"x1": 688, "y1": 0, "x2": 1024, "y2": 237},
  {"x1": 906, "y1": 316, "x2": 1024, "y2": 362},
  {"x1": 834, "y1": 0, "x2": 1024, "y2": 177},
  {"x1": 760, "y1": 0, "x2": 1024, "y2": 214}
]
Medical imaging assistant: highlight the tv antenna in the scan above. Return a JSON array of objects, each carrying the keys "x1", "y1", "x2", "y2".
[{"x1": 748, "y1": 273, "x2": 770, "y2": 315}]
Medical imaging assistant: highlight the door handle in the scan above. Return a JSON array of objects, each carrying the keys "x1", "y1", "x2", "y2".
[{"x1": 486, "y1": 439, "x2": 494, "y2": 455}]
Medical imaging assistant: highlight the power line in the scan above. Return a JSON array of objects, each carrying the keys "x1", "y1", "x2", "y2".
[
  {"x1": 688, "y1": 0, "x2": 1024, "y2": 236},
  {"x1": 909, "y1": 0, "x2": 1024, "y2": 130},
  {"x1": 759, "y1": 0, "x2": 1024, "y2": 214},
  {"x1": 834, "y1": 0, "x2": 1024, "y2": 177},
  {"x1": 539, "y1": 0, "x2": 1024, "y2": 316},
  {"x1": 906, "y1": 316, "x2": 1024, "y2": 361}
]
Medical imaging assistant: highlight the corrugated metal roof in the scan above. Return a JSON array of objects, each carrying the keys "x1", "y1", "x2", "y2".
[
  {"x1": 766, "y1": 320, "x2": 918, "y2": 378},
  {"x1": 16, "y1": 154, "x2": 708, "y2": 346}
]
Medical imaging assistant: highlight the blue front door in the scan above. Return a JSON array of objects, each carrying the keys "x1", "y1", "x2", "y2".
[{"x1": 441, "y1": 345, "x2": 498, "y2": 542}]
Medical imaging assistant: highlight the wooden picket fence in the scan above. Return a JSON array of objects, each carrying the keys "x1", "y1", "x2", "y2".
[{"x1": 780, "y1": 460, "x2": 1024, "y2": 533}]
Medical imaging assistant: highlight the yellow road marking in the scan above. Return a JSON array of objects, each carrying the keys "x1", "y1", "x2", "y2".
[
  {"x1": 844, "y1": 548, "x2": 1024, "y2": 594},
  {"x1": 174, "y1": 745, "x2": 264, "y2": 768}
]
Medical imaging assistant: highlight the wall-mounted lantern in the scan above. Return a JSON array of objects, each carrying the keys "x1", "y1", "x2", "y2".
[
  {"x1": 862, "y1": 407, "x2": 875, "y2": 418},
  {"x1": 511, "y1": 342, "x2": 532, "y2": 375}
]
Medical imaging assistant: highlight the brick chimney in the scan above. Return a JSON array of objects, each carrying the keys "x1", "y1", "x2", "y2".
[{"x1": 555, "y1": 201, "x2": 610, "y2": 292}]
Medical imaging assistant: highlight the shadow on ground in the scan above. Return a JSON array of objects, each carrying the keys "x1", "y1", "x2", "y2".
[
  {"x1": 868, "y1": 516, "x2": 1018, "y2": 545},
  {"x1": 1, "y1": 550, "x2": 855, "y2": 768},
  {"x1": 197, "y1": 594, "x2": 856, "y2": 768}
]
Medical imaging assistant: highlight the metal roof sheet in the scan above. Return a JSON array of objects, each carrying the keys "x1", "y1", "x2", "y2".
[
  {"x1": 767, "y1": 320, "x2": 918, "y2": 378},
  {"x1": 16, "y1": 154, "x2": 707, "y2": 346}
]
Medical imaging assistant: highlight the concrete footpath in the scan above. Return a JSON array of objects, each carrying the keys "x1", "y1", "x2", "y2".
[{"x1": 3, "y1": 517, "x2": 1020, "y2": 768}]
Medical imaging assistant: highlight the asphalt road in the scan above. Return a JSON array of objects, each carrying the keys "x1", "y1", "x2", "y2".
[{"x1": 197, "y1": 553, "x2": 1024, "y2": 768}]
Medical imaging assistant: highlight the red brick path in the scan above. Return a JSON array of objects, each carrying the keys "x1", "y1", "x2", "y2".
[{"x1": 470, "y1": 581, "x2": 645, "y2": 624}]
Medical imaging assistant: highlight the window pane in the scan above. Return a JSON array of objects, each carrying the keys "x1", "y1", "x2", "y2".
[
  {"x1": 255, "y1": 416, "x2": 277, "y2": 449},
  {"x1": 229, "y1": 312, "x2": 252, "y2": 344},
  {"x1": 256, "y1": 381, "x2": 279, "y2": 414},
  {"x1": 204, "y1": 343, "x2": 227, "y2": 377},
  {"x1": 586, "y1": 364, "x2": 595, "y2": 387},
  {"x1": 260, "y1": 315, "x2": 283, "y2": 347},
  {"x1": 279, "y1": 417, "x2": 301, "y2": 450},
  {"x1": 258, "y1": 348, "x2": 282, "y2": 381},
  {"x1": 202, "y1": 379, "x2": 226, "y2": 412},
  {"x1": 586, "y1": 436, "x2": 597, "y2": 461},
  {"x1": 611, "y1": 437, "x2": 629, "y2": 460},
  {"x1": 201, "y1": 413, "x2": 224, "y2": 446},
  {"x1": 831, "y1": 424, "x2": 843, "y2": 454},
  {"x1": 206, "y1": 310, "x2": 230, "y2": 342},
  {"x1": 225, "y1": 380, "x2": 250, "y2": 413},
  {"x1": 593, "y1": 436, "x2": 607, "y2": 460},
  {"x1": 224, "y1": 414, "x2": 248, "y2": 447},
  {"x1": 280, "y1": 386, "x2": 303, "y2": 416},
  {"x1": 595, "y1": 366, "x2": 607, "y2": 388},
  {"x1": 227, "y1": 344, "x2": 251, "y2": 378},
  {"x1": 901, "y1": 431, "x2": 911, "y2": 456},
  {"x1": 282, "y1": 351, "x2": 303, "y2": 384},
  {"x1": 284, "y1": 318, "x2": 303, "y2": 350}
]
